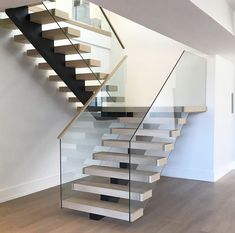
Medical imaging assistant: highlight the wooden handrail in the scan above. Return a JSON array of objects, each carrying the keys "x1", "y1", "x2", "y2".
[{"x1": 58, "y1": 55, "x2": 128, "y2": 139}]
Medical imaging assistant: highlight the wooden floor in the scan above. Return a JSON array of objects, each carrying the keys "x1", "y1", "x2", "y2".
[{"x1": 1, "y1": 171, "x2": 235, "y2": 233}]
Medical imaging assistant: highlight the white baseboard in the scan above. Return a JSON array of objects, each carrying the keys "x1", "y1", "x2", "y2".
[
  {"x1": 163, "y1": 161, "x2": 235, "y2": 182},
  {"x1": 0, "y1": 175, "x2": 60, "y2": 203},
  {"x1": 162, "y1": 165, "x2": 214, "y2": 182},
  {"x1": 213, "y1": 162, "x2": 235, "y2": 182},
  {"x1": 230, "y1": 161, "x2": 235, "y2": 170}
]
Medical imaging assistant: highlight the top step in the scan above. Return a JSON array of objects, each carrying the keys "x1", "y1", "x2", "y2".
[
  {"x1": 30, "y1": 9, "x2": 69, "y2": 24},
  {"x1": 99, "y1": 106, "x2": 207, "y2": 113}
]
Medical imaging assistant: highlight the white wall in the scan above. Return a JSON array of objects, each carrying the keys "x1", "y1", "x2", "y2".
[
  {"x1": 162, "y1": 57, "x2": 216, "y2": 181},
  {"x1": 0, "y1": 28, "x2": 76, "y2": 203},
  {"x1": 213, "y1": 55, "x2": 235, "y2": 180},
  {"x1": 163, "y1": 55, "x2": 235, "y2": 182},
  {"x1": 191, "y1": 0, "x2": 234, "y2": 34},
  {"x1": 109, "y1": 13, "x2": 205, "y2": 107}
]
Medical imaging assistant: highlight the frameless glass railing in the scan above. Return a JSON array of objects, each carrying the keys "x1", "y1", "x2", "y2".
[
  {"x1": 59, "y1": 50, "x2": 207, "y2": 222},
  {"x1": 128, "y1": 51, "x2": 207, "y2": 221},
  {"x1": 60, "y1": 57, "x2": 129, "y2": 211}
]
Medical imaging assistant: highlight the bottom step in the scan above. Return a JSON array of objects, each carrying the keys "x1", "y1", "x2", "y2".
[{"x1": 62, "y1": 197, "x2": 143, "y2": 222}]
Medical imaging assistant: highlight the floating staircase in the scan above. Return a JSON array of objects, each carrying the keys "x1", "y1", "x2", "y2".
[
  {"x1": 1, "y1": 1, "x2": 207, "y2": 224},
  {"x1": 1, "y1": 5, "x2": 119, "y2": 108},
  {"x1": 61, "y1": 106, "x2": 207, "y2": 222}
]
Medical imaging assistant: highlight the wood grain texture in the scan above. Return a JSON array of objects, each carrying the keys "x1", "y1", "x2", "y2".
[
  {"x1": 0, "y1": 171, "x2": 235, "y2": 233},
  {"x1": 1, "y1": 171, "x2": 235, "y2": 232}
]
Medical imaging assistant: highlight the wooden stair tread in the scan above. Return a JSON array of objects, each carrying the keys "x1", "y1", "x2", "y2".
[
  {"x1": 119, "y1": 117, "x2": 187, "y2": 125},
  {"x1": 39, "y1": 59, "x2": 99, "y2": 70},
  {"x1": 98, "y1": 106, "x2": 207, "y2": 113},
  {"x1": 66, "y1": 59, "x2": 101, "y2": 68},
  {"x1": 102, "y1": 139, "x2": 174, "y2": 151},
  {"x1": 59, "y1": 86, "x2": 71, "y2": 92},
  {"x1": 110, "y1": 128, "x2": 180, "y2": 137},
  {"x1": 85, "y1": 85, "x2": 117, "y2": 92},
  {"x1": 93, "y1": 151, "x2": 167, "y2": 166},
  {"x1": 68, "y1": 97, "x2": 80, "y2": 103},
  {"x1": 84, "y1": 165, "x2": 160, "y2": 183},
  {"x1": 15, "y1": 27, "x2": 80, "y2": 43},
  {"x1": 42, "y1": 27, "x2": 80, "y2": 40},
  {"x1": 14, "y1": 34, "x2": 29, "y2": 44},
  {"x1": 48, "y1": 73, "x2": 108, "y2": 81},
  {"x1": 0, "y1": 18, "x2": 17, "y2": 29},
  {"x1": 30, "y1": 9, "x2": 69, "y2": 24},
  {"x1": 55, "y1": 44, "x2": 91, "y2": 55},
  {"x1": 27, "y1": 43, "x2": 91, "y2": 58},
  {"x1": 62, "y1": 197, "x2": 143, "y2": 222},
  {"x1": 97, "y1": 97, "x2": 125, "y2": 103},
  {"x1": 76, "y1": 73, "x2": 108, "y2": 80},
  {"x1": 73, "y1": 180, "x2": 152, "y2": 201}
]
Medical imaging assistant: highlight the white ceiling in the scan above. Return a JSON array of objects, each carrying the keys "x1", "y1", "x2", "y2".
[
  {"x1": 90, "y1": 0, "x2": 235, "y2": 55},
  {"x1": 227, "y1": 0, "x2": 235, "y2": 9},
  {"x1": 0, "y1": 0, "x2": 40, "y2": 10},
  {"x1": 2, "y1": 0, "x2": 235, "y2": 54}
]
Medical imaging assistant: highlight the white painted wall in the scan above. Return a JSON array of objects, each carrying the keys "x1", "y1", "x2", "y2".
[
  {"x1": 191, "y1": 0, "x2": 234, "y2": 34},
  {"x1": 213, "y1": 55, "x2": 235, "y2": 181},
  {"x1": 162, "y1": 57, "x2": 215, "y2": 182},
  {"x1": 108, "y1": 13, "x2": 205, "y2": 107},
  {"x1": 0, "y1": 28, "x2": 76, "y2": 203},
  {"x1": 163, "y1": 55, "x2": 235, "y2": 182}
]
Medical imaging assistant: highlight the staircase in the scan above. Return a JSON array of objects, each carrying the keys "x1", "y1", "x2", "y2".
[
  {"x1": 1, "y1": 5, "x2": 114, "y2": 107},
  {"x1": 61, "y1": 105, "x2": 206, "y2": 222},
  {"x1": 0, "y1": 0, "x2": 207, "y2": 223}
]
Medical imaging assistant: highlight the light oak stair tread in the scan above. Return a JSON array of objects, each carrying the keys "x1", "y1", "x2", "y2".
[
  {"x1": 183, "y1": 106, "x2": 207, "y2": 113},
  {"x1": 55, "y1": 43, "x2": 91, "y2": 55},
  {"x1": 84, "y1": 165, "x2": 160, "y2": 183},
  {"x1": 42, "y1": 27, "x2": 80, "y2": 40},
  {"x1": 59, "y1": 86, "x2": 71, "y2": 92},
  {"x1": 14, "y1": 34, "x2": 29, "y2": 44},
  {"x1": 119, "y1": 117, "x2": 187, "y2": 125},
  {"x1": 100, "y1": 106, "x2": 207, "y2": 113},
  {"x1": 68, "y1": 97, "x2": 80, "y2": 102},
  {"x1": 97, "y1": 97, "x2": 125, "y2": 103},
  {"x1": 73, "y1": 180, "x2": 152, "y2": 201},
  {"x1": 62, "y1": 197, "x2": 143, "y2": 222},
  {"x1": 93, "y1": 151, "x2": 167, "y2": 166},
  {"x1": 39, "y1": 59, "x2": 99, "y2": 70},
  {"x1": 49, "y1": 75, "x2": 63, "y2": 82},
  {"x1": 38, "y1": 63, "x2": 52, "y2": 70},
  {"x1": 49, "y1": 73, "x2": 108, "y2": 82},
  {"x1": 150, "y1": 106, "x2": 207, "y2": 113},
  {"x1": 76, "y1": 73, "x2": 108, "y2": 80},
  {"x1": 102, "y1": 139, "x2": 174, "y2": 151},
  {"x1": 110, "y1": 128, "x2": 180, "y2": 137},
  {"x1": 27, "y1": 43, "x2": 91, "y2": 58},
  {"x1": 85, "y1": 85, "x2": 117, "y2": 92},
  {"x1": 0, "y1": 18, "x2": 17, "y2": 29},
  {"x1": 30, "y1": 9, "x2": 69, "y2": 24},
  {"x1": 26, "y1": 49, "x2": 41, "y2": 57},
  {"x1": 66, "y1": 59, "x2": 101, "y2": 68}
]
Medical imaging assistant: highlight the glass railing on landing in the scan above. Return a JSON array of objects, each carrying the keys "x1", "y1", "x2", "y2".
[{"x1": 128, "y1": 51, "x2": 207, "y2": 222}]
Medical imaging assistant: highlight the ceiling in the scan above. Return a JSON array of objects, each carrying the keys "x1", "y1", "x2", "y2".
[
  {"x1": 0, "y1": 0, "x2": 40, "y2": 10},
  {"x1": 1, "y1": 0, "x2": 235, "y2": 54},
  {"x1": 90, "y1": 0, "x2": 235, "y2": 55},
  {"x1": 227, "y1": 0, "x2": 235, "y2": 9}
]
